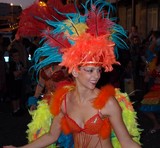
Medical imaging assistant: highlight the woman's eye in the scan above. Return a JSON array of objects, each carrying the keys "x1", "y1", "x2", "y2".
[
  {"x1": 83, "y1": 68, "x2": 93, "y2": 73},
  {"x1": 98, "y1": 69, "x2": 102, "y2": 73},
  {"x1": 82, "y1": 67, "x2": 102, "y2": 73}
]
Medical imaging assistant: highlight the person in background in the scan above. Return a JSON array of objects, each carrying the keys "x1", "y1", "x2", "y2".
[
  {"x1": 28, "y1": 62, "x2": 71, "y2": 111},
  {"x1": 0, "y1": 34, "x2": 7, "y2": 102},
  {"x1": 129, "y1": 25, "x2": 142, "y2": 43},
  {"x1": 8, "y1": 37, "x2": 29, "y2": 69},
  {"x1": 129, "y1": 35, "x2": 142, "y2": 90},
  {"x1": 8, "y1": 48, "x2": 26, "y2": 116},
  {"x1": 140, "y1": 51, "x2": 160, "y2": 133}
]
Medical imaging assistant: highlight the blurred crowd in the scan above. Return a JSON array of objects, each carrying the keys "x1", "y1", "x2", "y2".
[{"x1": 0, "y1": 33, "x2": 41, "y2": 115}]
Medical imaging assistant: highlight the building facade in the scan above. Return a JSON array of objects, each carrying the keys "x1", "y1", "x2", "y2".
[
  {"x1": 117, "y1": 0, "x2": 160, "y2": 38},
  {"x1": 0, "y1": 3, "x2": 22, "y2": 31}
]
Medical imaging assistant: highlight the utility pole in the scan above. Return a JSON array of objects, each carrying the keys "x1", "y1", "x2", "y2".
[
  {"x1": 10, "y1": 3, "x2": 14, "y2": 24},
  {"x1": 131, "y1": 0, "x2": 135, "y2": 26}
]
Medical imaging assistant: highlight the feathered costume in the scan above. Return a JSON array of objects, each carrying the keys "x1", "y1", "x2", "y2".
[
  {"x1": 16, "y1": 0, "x2": 77, "y2": 39},
  {"x1": 27, "y1": 84, "x2": 141, "y2": 147},
  {"x1": 141, "y1": 32, "x2": 160, "y2": 113},
  {"x1": 23, "y1": 0, "x2": 141, "y2": 147},
  {"x1": 140, "y1": 65, "x2": 160, "y2": 113}
]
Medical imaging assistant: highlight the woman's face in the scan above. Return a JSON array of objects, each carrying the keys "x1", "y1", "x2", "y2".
[{"x1": 76, "y1": 66, "x2": 102, "y2": 89}]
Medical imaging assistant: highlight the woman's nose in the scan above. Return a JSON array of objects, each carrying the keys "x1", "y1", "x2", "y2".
[{"x1": 93, "y1": 70, "x2": 100, "y2": 78}]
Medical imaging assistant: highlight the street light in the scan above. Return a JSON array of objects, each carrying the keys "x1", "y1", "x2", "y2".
[{"x1": 10, "y1": 3, "x2": 14, "y2": 24}]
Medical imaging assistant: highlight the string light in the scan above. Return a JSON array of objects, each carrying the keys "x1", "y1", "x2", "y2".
[{"x1": 39, "y1": 0, "x2": 48, "y2": 6}]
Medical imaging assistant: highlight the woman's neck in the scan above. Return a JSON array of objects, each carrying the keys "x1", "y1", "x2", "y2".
[{"x1": 73, "y1": 86, "x2": 98, "y2": 103}]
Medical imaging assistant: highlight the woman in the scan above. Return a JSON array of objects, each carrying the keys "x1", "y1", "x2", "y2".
[
  {"x1": 3, "y1": 0, "x2": 141, "y2": 147},
  {"x1": 140, "y1": 51, "x2": 160, "y2": 133},
  {"x1": 4, "y1": 67, "x2": 141, "y2": 148}
]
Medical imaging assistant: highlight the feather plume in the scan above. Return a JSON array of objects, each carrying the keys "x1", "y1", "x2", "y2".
[
  {"x1": 16, "y1": 0, "x2": 77, "y2": 38},
  {"x1": 50, "y1": 83, "x2": 75, "y2": 115},
  {"x1": 111, "y1": 89, "x2": 142, "y2": 147},
  {"x1": 86, "y1": 6, "x2": 113, "y2": 36},
  {"x1": 27, "y1": 100, "x2": 56, "y2": 148},
  {"x1": 93, "y1": 85, "x2": 115, "y2": 109},
  {"x1": 99, "y1": 119, "x2": 111, "y2": 139},
  {"x1": 61, "y1": 117, "x2": 71, "y2": 134},
  {"x1": 43, "y1": 32, "x2": 71, "y2": 49},
  {"x1": 30, "y1": 43, "x2": 62, "y2": 77}
]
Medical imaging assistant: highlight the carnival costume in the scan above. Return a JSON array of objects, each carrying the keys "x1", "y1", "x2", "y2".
[
  {"x1": 16, "y1": 0, "x2": 77, "y2": 39},
  {"x1": 140, "y1": 33, "x2": 160, "y2": 113},
  {"x1": 21, "y1": 0, "x2": 142, "y2": 147},
  {"x1": 140, "y1": 65, "x2": 160, "y2": 113}
]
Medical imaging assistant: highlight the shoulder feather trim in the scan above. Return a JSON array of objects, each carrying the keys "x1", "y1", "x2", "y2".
[
  {"x1": 93, "y1": 85, "x2": 115, "y2": 109},
  {"x1": 50, "y1": 83, "x2": 75, "y2": 115}
]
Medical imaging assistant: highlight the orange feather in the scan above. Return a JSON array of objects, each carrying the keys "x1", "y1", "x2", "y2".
[
  {"x1": 99, "y1": 119, "x2": 111, "y2": 139},
  {"x1": 93, "y1": 85, "x2": 115, "y2": 109},
  {"x1": 49, "y1": 83, "x2": 74, "y2": 115},
  {"x1": 61, "y1": 117, "x2": 71, "y2": 134}
]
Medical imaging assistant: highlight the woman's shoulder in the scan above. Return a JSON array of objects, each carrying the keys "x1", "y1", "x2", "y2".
[{"x1": 93, "y1": 84, "x2": 115, "y2": 109}]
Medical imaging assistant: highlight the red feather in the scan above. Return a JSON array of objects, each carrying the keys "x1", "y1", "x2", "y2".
[
  {"x1": 43, "y1": 32, "x2": 71, "y2": 50},
  {"x1": 16, "y1": 0, "x2": 77, "y2": 39},
  {"x1": 86, "y1": 6, "x2": 113, "y2": 36}
]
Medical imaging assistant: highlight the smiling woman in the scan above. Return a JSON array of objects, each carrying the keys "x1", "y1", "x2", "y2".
[{"x1": 3, "y1": 0, "x2": 141, "y2": 148}]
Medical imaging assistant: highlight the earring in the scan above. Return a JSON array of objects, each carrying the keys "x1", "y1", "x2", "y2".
[{"x1": 72, "y1": 69, "x2": 78, "y2": 77}]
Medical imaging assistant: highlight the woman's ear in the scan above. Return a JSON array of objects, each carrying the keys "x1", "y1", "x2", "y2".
[{"x1": 72, "y1": 68, "x2": 78, "y2": 77}]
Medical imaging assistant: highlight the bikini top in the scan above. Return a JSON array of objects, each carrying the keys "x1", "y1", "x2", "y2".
[
  {"x1": 50, "y1": 84, "x2": 115, "y2": 139},
  {"x1": 61, "y1": 96, "x2": 111, "y2": 138},
  {"x1": 50, "y1": 84, "x2": 141, "y2": 143}
]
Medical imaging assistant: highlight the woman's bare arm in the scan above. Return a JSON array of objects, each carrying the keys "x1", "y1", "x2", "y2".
[
  {"x1": 103, "y1": 97, "x2": 141, "y2": 148},
  {"x1": 3, "y1": 112, "x2": 63, "y2": 148}
]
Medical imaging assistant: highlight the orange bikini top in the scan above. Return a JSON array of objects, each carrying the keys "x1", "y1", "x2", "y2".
[
  {"x1": 50, "y1": 83, "x2": 115, "y2": 139},
  {"x1": 62, "y1": 96, "x2": 111, "y2": 136}
]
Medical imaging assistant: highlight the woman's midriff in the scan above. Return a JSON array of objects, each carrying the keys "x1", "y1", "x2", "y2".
[{"x1": 73, "y1": 132, "x2": 113, "y2": 148}]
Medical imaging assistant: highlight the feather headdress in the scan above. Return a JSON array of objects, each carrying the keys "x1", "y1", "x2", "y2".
[
  {"x1": 32, "y1": 0, "x2": 127, "y2": 74},
  {"x1": 37, "y1": 0, "x2": 128, "y2": 73},
  {"x1": 16, "y1": 0, "x2": 77, "y2": 39}
]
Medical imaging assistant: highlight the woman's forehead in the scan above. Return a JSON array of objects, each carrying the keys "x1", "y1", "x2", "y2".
[{"x1": 81, "y1": 65, "x2": 102, "y2": 69}]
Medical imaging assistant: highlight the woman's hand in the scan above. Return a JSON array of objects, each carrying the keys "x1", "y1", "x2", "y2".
[{"x1": 30, "y1": 105, "x2": 37, "y2": 111}]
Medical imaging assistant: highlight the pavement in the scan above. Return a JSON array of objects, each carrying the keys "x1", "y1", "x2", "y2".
[
  {"x1": 0, "y1": 100, "x2": 31, "y2": 148},
  {"x1": 0, "y1": 98, "x2": 160, "y2": 148}
]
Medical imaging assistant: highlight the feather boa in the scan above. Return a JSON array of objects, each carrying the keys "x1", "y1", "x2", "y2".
[
  {"x1": 93, "y1": 85, "x2": 115, "y2": 109},
  {"x1": 27, "y1": 84, "x2": 141, "y2": 147},
  {"x1": 27, "y1": 100, "x2": 56, "y2": 148},
  {"x1": 50, "y1": 84, "x2": 141, "y2": 145},
  {"x1": 50, "y1": 83, "x2": 75, "y2": 115},
  {"x1": 50, "y1": 84, "x2": 115, "y2": 115},
  {"x1": 111, "y1": 89, "x2": 142, "y2": 147},
  {"x1": 27, "y1": 96, "x2": 74, "y2": 148}
]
